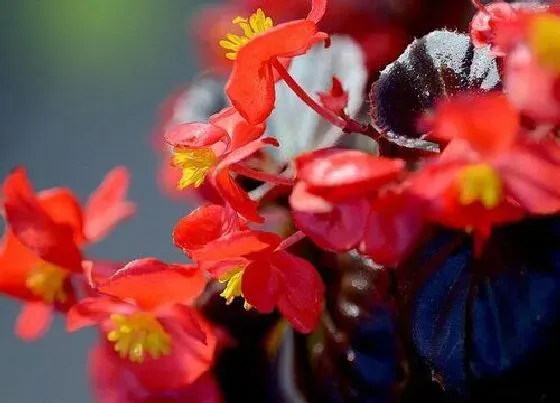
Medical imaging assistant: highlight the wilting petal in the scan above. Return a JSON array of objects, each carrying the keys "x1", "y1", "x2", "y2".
[
  {"x1": 99, "y1": 259, "x2": 207, "y2": 310},
  {"x1": 15, "y1": 301, "x2": 53, "y2": 341},
  {"x1": 84, "y1": 167, "x2": 136, "y2": 243}
]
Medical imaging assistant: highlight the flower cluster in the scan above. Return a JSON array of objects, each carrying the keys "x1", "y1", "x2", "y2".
[{"x1": 2, "y1": 0, "x2": 560, "y2": 402}]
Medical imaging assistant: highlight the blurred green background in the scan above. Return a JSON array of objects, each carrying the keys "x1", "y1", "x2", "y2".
[{"x1": 0, "y1": 1, "x2": 215, "y2": 401}]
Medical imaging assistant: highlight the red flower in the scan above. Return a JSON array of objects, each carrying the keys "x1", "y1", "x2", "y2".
[
  {"x1": 318, "y1": 76, "x2": 349, "y2": 117},
  {"x1": 165, "y1": 106, "x2": 279, "y2": 222},
  {"x1": 410, "y1": 93, "x2": 560, "y2": 248},
  {"x1": 175, "y1": 223, "x2": 324, "y2": 333},
  {"x1": 0, "y1": 167, "x2": 135, "y2": 340},
  {"x1": 222, "y1": 0, "x2": 328, "y2": 123},
  {"x1": 68, "y1": 258, "x2": 218, "y2": 393},
  {"x1": 290, "y1": 148, "x2": 405, "y2": 252}
]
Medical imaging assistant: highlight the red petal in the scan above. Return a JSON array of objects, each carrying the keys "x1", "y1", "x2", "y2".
[
  {"x1": 359, "y1": 191, "x2": 426, "y2": 267},
  {"x1": 212, "y1": 138, "x2": 279, "y2": 223},
  {"x1": 296, "y1": 149, "x2": 405, "y2": 201},
  {"x1": 2, "y1": 169, "x2": 83, "y2": 272},
  {"x1": 173, "y1": 204, "x2": 227, "y2": 254},
  {"x1": 201, "y1": 258, "x2": 251, "y2": 279},
  {"x1": 98, "y1": 259, "x2": 207, "y2": 310},
  {"x1": 226, "y1": 20, "x2": 319, "y2": 124},
  {"x1": 292, "y1": 199, "x2": 369, "y2": 252},
  {"x1": 82, "y1": 260, "x2": 124, "y2": 295},
  {"x1": 432, "y1": 93, "x2": 520, "y2": 155},
  {"x1": 307, "y1": 0, "x2": 327, "y2": 23},
  {"x1": 289, "y1": 181, "x2": 333, "y2": 213},
  {"x1": 164, "y1": 122, "x2": 229, "y2": 148},
  {"x1": 271, "y1": 251, "x2": 324, "y2": 333},
  {"x1": 38, "y1": 187, "x2": 85, "y2": 245},
  {"x1": 191, "y1": 230, "x2": 281, "y2": 262},
  {"x1": 242, "y1": 259, "x2": 277, "y2": 313},
  {"x1": 318, "y1": 76, "x2": 349, "y2": 116},
  {"x1": 15, "y1": 302, "x2": 53, "y2": 341},
  {"x1": 209, "y1": 107, "x2": 266, "y2": 150},
  {"x1": 84, "y1": 167, "x2": 136, "y2": 243},
  {"x1": 66, "y1": 296, "x2": 129, "y2": 332},
  {"x1": 159, "y1": 304, "x2": 207, "y2": 345},
  {"x1": 0, "y1": 230, "x2": 40, "y2": 300}
]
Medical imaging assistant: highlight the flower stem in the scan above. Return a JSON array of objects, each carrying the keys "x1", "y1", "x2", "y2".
[
  {"x1": 471, "y1": 0, "x2": 488, "y2": 13},
  {"x1": 271, "y1": 59, "x2": 376, "y2": 138},
  {"x1": 278, "y1": 230, "x2": 306, "y2": 250},
  {"x1": 230, "y1": 163, "x2": 294, "y2": 186}
]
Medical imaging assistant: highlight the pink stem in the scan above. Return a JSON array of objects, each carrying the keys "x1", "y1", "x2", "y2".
[
  {"x1": 271, "y1": 59, "x2": 375, "y2": 137},
  {"x1": 230, "y1": 163, "x2": 294, "y2": 186},
  {"x1": 278, "y1": 230, "x2": 306, "y2": 250}
]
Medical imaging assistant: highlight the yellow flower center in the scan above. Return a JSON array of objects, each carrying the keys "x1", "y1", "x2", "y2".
[
  {"x1": 219, "y1": 8, "x2": 274, "y2": 60},
  {"x1": 172, "y1": 147, "x2": 217, "y2": 189},
  {"x1": 25, "y1": 262, "x2": 69, "y2": 304},
  {"x1": 457, "y1": 164, "x2": 503, "y2": 209},
  {"x1": 529, "y1": 14, "x2": 560, "y2": 74},
  {"x1": 219, "y1": 267, "x2": 251, "y2": 310},
  {"x1": 107, "y1": 313, "x2": 172, "y2": 363}
]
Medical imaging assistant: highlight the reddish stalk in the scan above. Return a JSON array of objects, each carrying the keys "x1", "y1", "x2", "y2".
[
  {"x1": 278, "y1": 230, "x2": 306, "y2": 250},
  {"x1": 471, "y1": 0, "x2": 488, "y2": 13},
  {"x1": 230, "y1": 163, "x2": 295, "y2": 186},
  {"x1": 271, "y1": 59, "x2": 376, "y2": 138}
]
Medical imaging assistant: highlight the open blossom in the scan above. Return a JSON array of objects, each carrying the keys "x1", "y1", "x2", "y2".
[
  {"x1": 173, "y1": 206, "x2": 323, "y2": 333},
  {"x1": 290, "y1": 148, "x2": 406, "y2": 253},
  {"x1": 410, "y1": 93, "x2": 560, "y2": 248},
  {"x1": 222, "y1": 0, "x2": 329, "y2": 123},
  {"x1": 0, "y1": 167, "x2": 135, "y2": 340},
  {"x1": 165, "y1": 106, "x2": 280, "y2": 222},
  {"x1": 68, "y1": 258, "x2": 219, "y2": 397}
]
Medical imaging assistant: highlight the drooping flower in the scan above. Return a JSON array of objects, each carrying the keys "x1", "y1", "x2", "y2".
[
  {"x1": 165, "y1": 106, "x2": 281, "y2": 222},
  {"x1": 290, "y1": 148, "x2": 406, "y2": 252},
  {"x1": 68, "y1": 258, "x2": 218, "y2": 394},
  {"x1": 0, "y1": 166, "x2": 135, "y2": 340},
  {"x1": 410, "y1": 93, "x2": 560, "y2": 248},
  {"x1": 222, "y1": 0, "x2": 329, "y2": 123}
]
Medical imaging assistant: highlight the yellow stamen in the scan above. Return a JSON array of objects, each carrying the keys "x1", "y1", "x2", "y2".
[
  {"x1": 172, "y1": 147, "x2": 217, "y2": 189},
  {"x1": 25, "y1": 262, "x2": 69, "y2": 304},
  {"x1": 219, "y1": 267, "x2": 252, "y2": 309},
  {"x1": 457, "y1": 164, "x2": 503, "y2": 209},
  {"x1": 219, "y1": 8, "x2": 274, "y2": 60},
  {"x1": 529, "y1": 14, "x2": 560, "y2": 74},
  {"x1": 107, "y1": 313, "x2": 171, "y2": 363}
]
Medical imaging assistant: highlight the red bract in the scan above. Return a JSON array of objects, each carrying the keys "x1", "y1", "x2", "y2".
[
  {"x1": 290, "y1": 148, "x2": 405, "y2": 252},
  {"x1": 165, "y1": 106, "x2": 279, "y2": 222},
  {"x1": 68, "y1": 258, "x2": 217, "y2": 392},
  {"x1": 223, "y1": 0, "x2": 329, "y2": 123},
  {"x1": 318, "y1": 76, "x2": 349, "y2": 117},
  {"x1": 0, "y1": 167, "x2": 135, "y2": 340},
  {"x1": 411, "y1": 93, "x2": 560, "y2": 249},
  {"x1": 191, "y1": 230, "x2": 324, "y2": 333}
]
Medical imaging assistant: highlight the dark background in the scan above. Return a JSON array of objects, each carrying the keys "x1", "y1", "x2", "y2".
[{"x1": 0, "y1": 1, "x2": 214, "y2": 401}]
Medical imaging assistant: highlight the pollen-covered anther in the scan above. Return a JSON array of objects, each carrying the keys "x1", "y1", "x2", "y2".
[
  {"x1": 219, "y1": 8, "x2": 274, "y2": 60},
  {"x1": 107, "y1": 313, "x2": 172, "y2": 363},
  {"x1": 529, "y1": 14, "x2": 560, "y2": 74},
  {"x1": 219, "y1": 267, "x2": 252, "y2": 310},
  {"x1": 172, "y1": 147, "x2": 217, "y2": 189},
  {"x1": 457, "y1": 163, "x2": 503, "y2": 209},
  {"x1": 25, "y1": 262, "x2": 69, "y2": 304}
]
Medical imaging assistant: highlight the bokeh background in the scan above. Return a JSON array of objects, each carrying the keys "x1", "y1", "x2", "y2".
[{"x1": 0, "y1": 1, "x2": 214, "y2": 401}]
